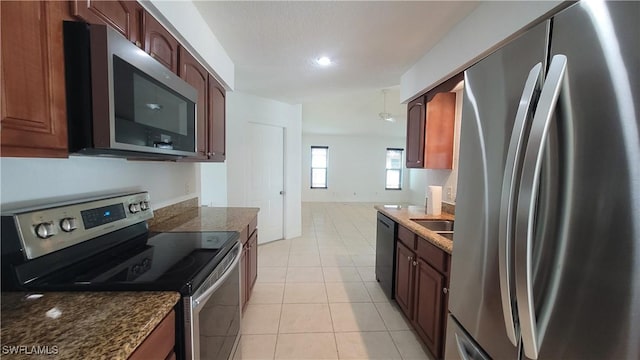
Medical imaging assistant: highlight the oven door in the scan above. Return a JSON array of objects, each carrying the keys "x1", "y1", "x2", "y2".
[{"x1": 184, "y1": 243, "x2": 241, "y2": 360}]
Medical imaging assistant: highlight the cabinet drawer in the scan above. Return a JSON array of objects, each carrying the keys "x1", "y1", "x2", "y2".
[
  {"x1": 417, "y1": 236, "x2": 449, "y2": 275},
  {"x1": 397, "y1": 225, "x2": 416, "y2": 249}
]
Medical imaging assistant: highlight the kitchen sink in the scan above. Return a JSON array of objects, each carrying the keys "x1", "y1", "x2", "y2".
[{"x1": 411, "y1": 219, "x2": 454, "y2": 231}]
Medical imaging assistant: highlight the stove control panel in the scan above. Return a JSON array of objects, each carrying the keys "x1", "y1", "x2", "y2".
[{"x1": 5, "y1": 192, "x2": 153, "y2": 260}]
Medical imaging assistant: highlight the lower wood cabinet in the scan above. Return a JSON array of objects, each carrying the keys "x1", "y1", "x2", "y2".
[
  {"x1": 395, "y1": 225, "x2": 450, "y2": 359},
  {"x1": 241, "y1": 216, "x2": 258, "y2": 311},
  {"x1": 414, "y1": 258, "x2": 446, "y2": 355},
  {"x1": 129, "y1": 310, "x2": 175, "y2": 360},
  {"x1": 395, "y1": 241, "x2": 415, "y2": 318}
]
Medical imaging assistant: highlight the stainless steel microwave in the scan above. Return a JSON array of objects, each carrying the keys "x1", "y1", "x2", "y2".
[{"x1": 63, "y1": 21, "x2": 197, "y2": 159}]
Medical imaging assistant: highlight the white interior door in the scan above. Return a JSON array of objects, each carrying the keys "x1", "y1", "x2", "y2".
[{"x1": 248, "y1": 123, "x2": 284, "y2": 243}]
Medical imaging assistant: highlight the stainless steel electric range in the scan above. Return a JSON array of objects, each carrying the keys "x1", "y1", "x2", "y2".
[{"x1": 1, "y1": 191, "x2": 241, "y2": 360}]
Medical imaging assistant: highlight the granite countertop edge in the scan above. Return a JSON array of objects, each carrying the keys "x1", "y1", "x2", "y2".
[
  {"x1": 149, "y1": 206, "x2": 260, "y2": 233},
  {"x1": 0, "y1": 291, "x2": 181, "y2": 360},
  {"x1": 374, "y1": 205, "x2": 454, "y2": 254}
]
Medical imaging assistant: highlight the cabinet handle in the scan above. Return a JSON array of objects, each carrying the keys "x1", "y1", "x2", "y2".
[
  {"x1": 416, "y1": 103, "x2": 423, "y2": 106},
  {"x1": 443, "y1": 288, "x2": 448, "y2": 294},
  {"x1": 417, "y1": 161, "x2": 421, "y2": 163},
  {"x1": 407, "y1": 256, "x2": 412, "y2": 262},
  {"x1": 207, "y1": 152, "x2": 212, "y2": 156},
  {"x1": 135, "y1": 40, "x2": 142, "y2": 47},
  {"x1": 412, "y1": 261, "x2": 417, "y2": 266}
]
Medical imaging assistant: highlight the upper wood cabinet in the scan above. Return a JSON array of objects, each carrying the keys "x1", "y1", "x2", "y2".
[
  {"x1": 178, "y1": 47, "x2": 208, "y2": 159},
  {"x1": 406, "y1": 97, "x2": 426, "y2": 168},
  {"x1": 1, "y1": 1, "x2": 70, "y2": 158},
  {"x1": 405, "y1": 92, "x2": 456, "y2": 169},
  {"x1": 143, "y1": 12, "x2": 178, "y2": 73},
  {"x1": 178, "y1": 48, "x2": 227, "y2": 162},
  {"x1": 425, "y1": 93, "x2": 456, "y2": 169},
  {"x1": 207, "y1": 74, "x2": 226, "y2": 162},
  {"x1": 70, "y1": 0, "x2": 143, "y2": 47},
  {"x1": 406, "y1": 73, "x2": 462, "y2": 170}
]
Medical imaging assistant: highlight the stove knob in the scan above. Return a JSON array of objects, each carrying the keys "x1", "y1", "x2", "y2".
[
  {"x1": 60, "y1": 218, "x2": 78, "y2": 232},
  {"x1": 35, "y1": 222, "x2": 56, "y2": 239},
  {"x1": 129, "y1": 203, "x2": 140, "y2": 214},
  {"x1": 132, "y1": 265, "x2": 142, "y2": 274},
  {"x1": 142, "y1": 258, "x2": 151, "y2": 268},
  {"x1": 140, "y1": 201, "x2": 148, "y2": 211}
]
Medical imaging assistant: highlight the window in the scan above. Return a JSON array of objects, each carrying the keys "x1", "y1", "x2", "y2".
[
  {"x1": 311, "y1": 146, "x2": 328, "y2": 189},
  {"x1": 385, "y1": 148, "x2": 403, "y2": 190}
]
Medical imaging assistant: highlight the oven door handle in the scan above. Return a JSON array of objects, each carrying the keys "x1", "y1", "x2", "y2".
[{"x1": 193, "y1": 244, "x2": 241, "y2": 310}]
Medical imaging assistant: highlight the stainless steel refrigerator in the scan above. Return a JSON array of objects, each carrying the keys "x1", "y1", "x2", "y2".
[{"x1": 446, "y1": 2, "x2": 639, "y2": 359}]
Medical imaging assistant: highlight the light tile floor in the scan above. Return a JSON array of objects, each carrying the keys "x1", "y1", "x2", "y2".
[{"x1": 233, "y1": 203, "x2": 434, "y2": 360}]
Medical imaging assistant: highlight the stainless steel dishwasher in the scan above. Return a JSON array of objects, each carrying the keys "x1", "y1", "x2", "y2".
[{"x1": 375, "y1": 212, "x2": 397, "y2": 299}]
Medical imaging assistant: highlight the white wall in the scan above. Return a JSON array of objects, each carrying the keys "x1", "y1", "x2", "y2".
[
  {"x1": 0, "y1": 157, "x2": 198, "y2": 210},
  {"x1": 226, "y1": 92, "x2": 302, "y2": 239},
  {"x1": 401, "y1": 1, "x2": 563, "y2": 102},
  {"x1": 200, "y1": 163, "x2": 227, "y2": 206},
  {"x1": 302, "y1": 134, "x2": 410, "y2": 203},
  {"x1": 407, "y1": 88, "x2": 463, "y2": 206}
]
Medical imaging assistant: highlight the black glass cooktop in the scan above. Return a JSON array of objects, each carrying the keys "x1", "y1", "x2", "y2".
[{"x1": 31, "y1": 231, "x2": 239, "y2": 295}]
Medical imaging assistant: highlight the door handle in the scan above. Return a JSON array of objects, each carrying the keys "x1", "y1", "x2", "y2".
[
  {"x1": 498, "y1": 62, "x2": 543, "y2": 346},
  {"x1": 515, "y1": 54, "x2": 568, "y2": 360}
]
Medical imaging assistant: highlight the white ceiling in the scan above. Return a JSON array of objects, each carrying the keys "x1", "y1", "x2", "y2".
[
  {"x1": 302, "y1": 87, "x2": 407, "y2": 137},
  {"x1": 194, "y1": 1, "x2": 479, "y2": 104}
]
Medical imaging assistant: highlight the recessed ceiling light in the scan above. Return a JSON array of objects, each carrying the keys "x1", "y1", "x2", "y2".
[{"x1": 316, "y1": 56, "x2": 331, "y2": 66}]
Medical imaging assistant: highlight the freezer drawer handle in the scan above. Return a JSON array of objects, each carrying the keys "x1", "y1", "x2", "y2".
[
  {"x1": 454, "y1": 332, "x2": 489, "y2": 360},
  {"x1": 515, "y1": 54, "x2": 569, "y2": 360},
  {"x1": 497, "y1": 62, "x2": 543, "y2": 346}
]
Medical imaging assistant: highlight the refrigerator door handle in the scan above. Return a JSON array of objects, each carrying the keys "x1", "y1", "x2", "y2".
[
  {"x1": 498, "y1": 62, "x2": 543, "y2": 346},
  {"x1": 515, "y1": 54, "x2": 568, "y2": 360}
]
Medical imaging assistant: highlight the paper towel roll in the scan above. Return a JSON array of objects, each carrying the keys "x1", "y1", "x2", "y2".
[{"x1": 427, "y1": 186, "x2": 442, "y2": 216}]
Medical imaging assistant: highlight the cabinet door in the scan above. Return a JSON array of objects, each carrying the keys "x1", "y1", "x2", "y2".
[
  {"x1": 70, "y1": 0, "x2": 142, "y2": 46},
  {"x1": 414, "y1": 258, "x2": 446, "y2": 358},
  {"x1": 395, "y1": 241, "x2": 415, "y2": 319},
  {"x1": 129, "y1": 310, "x2": 175, "y2": 360},
  {"x1": 240, "y1": 244, "x2": 249, "y2": 311},
  {"x1": 1, "y1": 1, "x2": 69, "y2": 158},
  {"x1": 143, "y1": 12, "x2": 178, "y2": 73},
  {"x1": 405, "y1": 96, "x2": 425, "y2": 168},
  {"x1": 248, "y1": 229, "x2": 258, "y2": 291},
  {"x1": 425, "y1": 92, "x2": 456, "y2": 169},
  {"x1": 178, "y1": 47, "x2": 208, "y2": 159},
  {"x1": 207, "y1": 74, "x2": 226, "y2": 161}
]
